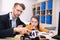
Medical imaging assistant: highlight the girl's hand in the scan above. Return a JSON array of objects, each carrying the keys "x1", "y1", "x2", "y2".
[{"x1": 49, "y1": 30, "x2": 54, "y2": 34}]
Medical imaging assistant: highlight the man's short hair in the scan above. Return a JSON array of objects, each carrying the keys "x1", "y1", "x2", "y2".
[{"x1": 14, "y1": 3, "x2": 25, "y2": 10}]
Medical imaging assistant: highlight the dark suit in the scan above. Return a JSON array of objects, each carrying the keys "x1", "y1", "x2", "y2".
[{"x1": 0, "y1": 13, "x2": 26, "y2": 38}]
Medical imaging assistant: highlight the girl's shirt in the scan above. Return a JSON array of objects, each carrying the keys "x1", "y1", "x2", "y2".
[{"x1": 25, "y1": 25, "x2": 49, "y2": 33}]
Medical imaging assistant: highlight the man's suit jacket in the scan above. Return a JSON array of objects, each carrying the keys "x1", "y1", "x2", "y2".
[{"x1": 0, "y1": 13, "x2": 26, "y2": 38}]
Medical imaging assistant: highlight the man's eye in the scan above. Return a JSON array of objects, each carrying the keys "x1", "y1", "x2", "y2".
[
  {"x1": 17, "y1": 10, "x2": 22, "y2": 13},
  {"x1": 17, "y1": 10, "x2": 20, "y2": 11},
  {"x1": 32, "y1": 21, "x2": 34, "y2": 22}
]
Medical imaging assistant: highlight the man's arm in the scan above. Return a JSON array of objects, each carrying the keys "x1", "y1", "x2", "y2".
[
  {"x1": 0, "y1": 21, "x2": 25, "y2": 38},
  {"x1": 0, "y1": 19, "x2": 15, "y2": 38},
  {"x1": 0, "y1": 17, "x2": 26, "y2": 38},
  {"x1": 0, "y1": 20, "x2": 26, "y2": 38},
  {"x1": 0, "y1": 28, "x2": 14, "y2": 38}
]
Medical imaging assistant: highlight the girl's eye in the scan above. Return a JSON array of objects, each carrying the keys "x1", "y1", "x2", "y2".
[{"x1": 32, "y1": 21, "x2": 34, "y2": 22}]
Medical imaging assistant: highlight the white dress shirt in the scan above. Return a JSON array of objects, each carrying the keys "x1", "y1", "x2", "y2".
[{"x1": 9, "y1": 13, "x2": 17, "y2": 28}]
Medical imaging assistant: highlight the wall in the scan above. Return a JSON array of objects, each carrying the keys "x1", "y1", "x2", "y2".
[
  {"x1": 53, "y1": 0, "x2": 60, "y2": 33},
  {"x1": 0, "y1": 0, "x2": 2, "y2": 14},
  {"x1": 1, "y1": 0, "x2": 14, "y2": 15},
  {"x1": 37, "y1": 0, "x2": 47, "y2": 3}
]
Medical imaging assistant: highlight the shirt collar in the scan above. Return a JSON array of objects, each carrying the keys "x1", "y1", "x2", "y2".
[{"x1": 9, "y1": 12, "x2": 17, "y2": 20}]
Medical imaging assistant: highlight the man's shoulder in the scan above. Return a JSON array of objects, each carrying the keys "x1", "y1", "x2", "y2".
[
  {"x1": 0, "y1": 13, "x2": 9, "y2": 17},
  {"x1": 0, "y1": 13, "x2": 9, "y2": 20}
]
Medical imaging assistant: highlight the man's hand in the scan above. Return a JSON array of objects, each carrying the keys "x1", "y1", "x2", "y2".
[
  {"x1": 17, "y1": 25, "x2": 23, "y2": 28},
  {"x1": 14, "y1": 25, "x2": 27, "y2": 34}
]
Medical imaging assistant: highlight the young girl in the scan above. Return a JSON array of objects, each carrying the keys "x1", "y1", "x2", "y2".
[
  {"x1": 25, "y1": 16, "x2": 50, "y2": 33},
  {"x1": 15, "y1": 16, "x2": 53, "y2": 39}
]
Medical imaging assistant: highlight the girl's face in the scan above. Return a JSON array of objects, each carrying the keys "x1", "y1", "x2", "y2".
[{"x1": 30, "y1": 18, "x2": 38, "y2": 27}]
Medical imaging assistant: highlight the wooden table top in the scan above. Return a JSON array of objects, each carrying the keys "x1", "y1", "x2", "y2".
[{"x1": 0, "y1": 34, "x2": 56, "y2": 40}]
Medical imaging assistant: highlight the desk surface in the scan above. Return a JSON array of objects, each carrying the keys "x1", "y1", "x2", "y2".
[
  {"x1": 0, "y1": 38, "x2": 17, "y2": 40},
  {"x1": 0, "y1": 38, "x2": 57, "y2": 40},
  {"x1": 0, "y1": 35, "x2": 57, "y2": 40},
  {"x1": 15, "y1": 34, "x2": 57, "y2": 40}
]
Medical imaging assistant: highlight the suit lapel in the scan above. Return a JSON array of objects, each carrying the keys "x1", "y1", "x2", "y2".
[
  {"x1": 9, "y1": 20, "x2": 12, "y2": 28},
  {"x1": 16, "y1": 18, "x2": 18, "y2": 27},
  {"x1": 8, "y1": 13, "x2": 12, "y2": 28},
  {"x1": 16, "y1": 18, "x2": 20, "y2": 27},
  {"x1": 8, "y1": 13, "x2": 20, "y2": 27},
  {"x1": 4, "y1": 13, "x2": 12, "y2": 28}
]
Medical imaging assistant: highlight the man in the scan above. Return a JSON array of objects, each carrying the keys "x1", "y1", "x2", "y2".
[{"x1": 0, "y1": 3, "x2": 26, "y2": 38}]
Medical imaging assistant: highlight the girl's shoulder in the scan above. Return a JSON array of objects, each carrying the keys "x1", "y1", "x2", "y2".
[
  {"x1": 25, "y1": 24, "x2": 32, "y2": 30},
  {"x1": 26, "y1": 24, "x2": 31, "y2": 27},
  {"x1": 25, "y1": 24, "x2": 32, "y2": 28}
]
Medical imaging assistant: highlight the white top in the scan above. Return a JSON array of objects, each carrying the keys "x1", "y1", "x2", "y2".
[{"x1": 9, "y1": 13, "x2": 17, "y2": 28}]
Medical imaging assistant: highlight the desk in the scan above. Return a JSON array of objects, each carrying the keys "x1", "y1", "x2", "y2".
[
  {"x1": 0, "y1": 38, "x2": 57, "y2": 40},
  {"x1": 14, "y1": 34, "x2": 57, "y2": 40},
  {"x1": 0, "y1": 38, "x2": 17, "y2": 40},
  {"x1": 0, "y1": 35, "x2": 57, "y2": 40}
]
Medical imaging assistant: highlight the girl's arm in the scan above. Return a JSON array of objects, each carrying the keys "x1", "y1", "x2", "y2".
[{"x1": 40, "y1": 25, "x2": 50, "y2": 33}]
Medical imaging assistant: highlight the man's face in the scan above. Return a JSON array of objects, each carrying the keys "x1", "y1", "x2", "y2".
[{"x1": 13, "y1": 5, "x2": 23, "y2": 18}]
